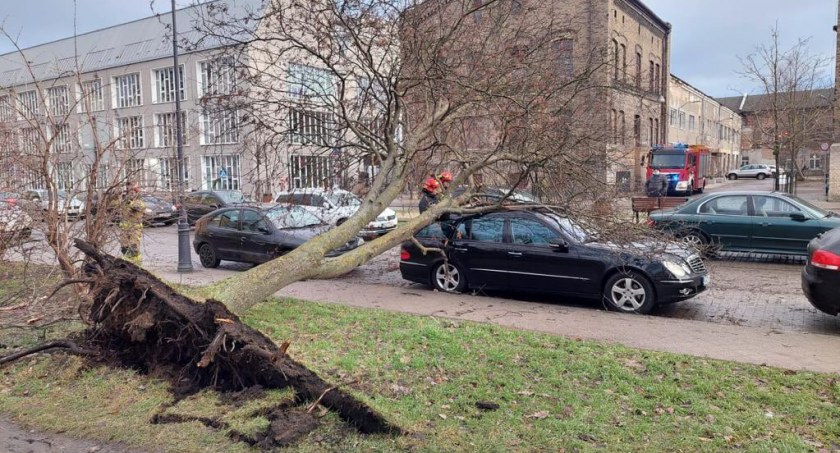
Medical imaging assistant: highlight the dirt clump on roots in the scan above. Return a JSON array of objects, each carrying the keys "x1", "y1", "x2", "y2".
[{"x1": 17, "y1": 239, "x2": 403, "y2": 448}]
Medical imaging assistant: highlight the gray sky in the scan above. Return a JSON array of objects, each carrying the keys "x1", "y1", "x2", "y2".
[{"x1": 0, "y1": 0, "x2": 836, "y2": 97}]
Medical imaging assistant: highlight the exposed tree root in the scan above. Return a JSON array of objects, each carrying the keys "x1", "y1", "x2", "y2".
[{"x1": 4, "y1": 239, "x2": 404, "y2": 448}]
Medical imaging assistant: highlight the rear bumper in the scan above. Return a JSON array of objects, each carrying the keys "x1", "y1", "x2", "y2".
[
  {"x1": 399, "y1": 260, "x2": 431, "y2": 285},
  {"x1": 802, "y1": 265, "x2": 840, "y2": 316},
  {"x1": 655, "y1": 273, "x2": 709, "y2": 303}
]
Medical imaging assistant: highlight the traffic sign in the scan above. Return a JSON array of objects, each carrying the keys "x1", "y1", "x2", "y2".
[
  {"x1": 820, "y1": 142, "x2": 830, "y2": 151},
  {"x1": 218, "y1": 167, "x2": 228, "y2": 179}
]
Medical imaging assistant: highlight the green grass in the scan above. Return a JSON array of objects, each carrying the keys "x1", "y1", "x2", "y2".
[{"x1": 2, "y1": 296, "x2": 839, "y2": 452}]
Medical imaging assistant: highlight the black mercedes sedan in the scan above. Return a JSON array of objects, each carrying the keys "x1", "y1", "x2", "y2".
[
  {"x1": 193, "y1": 205, "x2": 364, "y2": 268},
  {"x1": 183, "y1": 190, "x2": 253, "y2": 225},
  {"x1": 801, "y1": 226, "x2": 840, "y2": 316},
  {"x1": 400, "y1": 209, "x2": 709, "y2": 314}
]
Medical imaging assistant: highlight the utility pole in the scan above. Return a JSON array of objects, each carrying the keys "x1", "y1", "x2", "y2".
[{"x1": 172, "y1": 0, "x2": 193, "y2": 273}]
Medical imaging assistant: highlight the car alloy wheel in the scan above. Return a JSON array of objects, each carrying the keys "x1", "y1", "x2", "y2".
[
  {"x1": 432, "y1": 262, "x2": 466, "y2": 293},
  {"x1": 757, "y1": 173, "x2": 766, "y2": 180},
  {"x1": 681, "y1": 231, "x2": 707, "y2": 248},
  {"x1": 727, "y1": 174, "x2": 737, "y2": 180},
  {"x1": 198, "y1": 243, "x2": 220, "y2": 268},
  {"x1": 603, "y1": 271, "x2": 655, "y2": 314}
]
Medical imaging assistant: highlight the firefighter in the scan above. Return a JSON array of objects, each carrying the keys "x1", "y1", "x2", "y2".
[
  {"x1": 645, "y1": 169, "x2": 668, "y2": 197},
  {"x1": 118, "y1": 182, "x2": 145, "y2": 265},
  {"x1": 419, "y1": 176, "x2": 441, "y2": 214}
]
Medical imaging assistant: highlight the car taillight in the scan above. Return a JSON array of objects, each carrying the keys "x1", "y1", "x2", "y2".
[
  {"x1": 646, "y1": 218, "x2": 656, "y2": 228},
  {"x1": 811, "y1": 249, "x2": 840, "y2": 271},
  {"x1": 400, "y1": 249, "x2": 410, "y2": 260}
]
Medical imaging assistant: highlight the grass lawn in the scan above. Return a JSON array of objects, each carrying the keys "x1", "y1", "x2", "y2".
[{"x1": 1, "y1": 291, "x2": 839, "y2": 451}]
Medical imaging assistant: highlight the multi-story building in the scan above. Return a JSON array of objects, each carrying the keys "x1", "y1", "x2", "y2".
[
  {"x1": 667, "y1": 75, "x2": 741, "y2": 177},
  {"x1": 717, "y1": 89, "x2": 833, "y2": 176}
]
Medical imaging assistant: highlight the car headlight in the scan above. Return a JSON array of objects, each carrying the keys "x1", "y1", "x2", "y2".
[{"x1": 663, "y1": 260, "x2": 691, "y2": 279}]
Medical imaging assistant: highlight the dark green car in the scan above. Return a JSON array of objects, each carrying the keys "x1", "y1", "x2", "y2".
[{"x1": 649, "y1": 191, "x2": 840, "y2": 255}]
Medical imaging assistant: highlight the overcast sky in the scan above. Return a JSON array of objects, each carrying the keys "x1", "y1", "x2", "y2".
[{"x1": 0, "y1": 0, "x2": 837, "y2": 97}]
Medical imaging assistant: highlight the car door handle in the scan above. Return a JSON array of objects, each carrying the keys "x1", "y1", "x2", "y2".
[
  {"x1": 452, "y1": 247, "x2": 468, "y2": 252},
  {"x1": 507, "y1": 251, "x2": 523, "y2": 257},
  {"x1": 759, "y1": 222, "x2": 770, "y2": 227}
]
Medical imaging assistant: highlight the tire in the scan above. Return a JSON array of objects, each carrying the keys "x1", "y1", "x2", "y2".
[
  {"x1": 602, "y1": 271, "x2": 656, "y2": 314},
  {"x1": 756, "y1": 173, "x2": 766, "y2": 180},
  {"x1": 727, "y1": 174, "x2": 738, "y2": 180},
  {"x1": 687, "y1": 183, "x2": 694, "y2": 196},
  {"x1": 431, "y1": 261, "x2": 467, "y2": 293},
  {"x1": 198, "y1": 243, "x2": 220, "y2": 268},
  {"x1": 697, "y1": 182, "x2": 705, "y2": 194},
  {"x1": 680, "y1": 230, "x2": 708, "y2": 248}
]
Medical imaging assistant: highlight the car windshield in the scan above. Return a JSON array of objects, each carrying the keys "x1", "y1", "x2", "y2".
[
  {"x1": 217, "y1": 191, "x2": 245, "y2": 204},
  {"x1": 650, "y1": 153, "x2": 685, "y2": 169},
  {"x1": 324, "y1": 192, "x2": 361, "y2": 208},
  {"x1": 539, "y1": 213, "x2": 593, "y2": 243},
  {"x1": 266, "y1": 206, "x2": 323, "y2": 228},
  {"x1": 782, "y1": 194, "x2": 833, "y2": 218}
]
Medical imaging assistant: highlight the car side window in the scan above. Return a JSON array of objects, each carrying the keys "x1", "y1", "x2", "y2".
[
  {"x1": 241, "y1": 209, "x2": 269, "y2": 233},
  {"x1": 699, "y1": 195, "x2": 749, "y2": 216},
  {"x1": 202, "y1": 195, "x2": 218, "y2": 206},
  {"x1": 416, "y1": 223, "x2": 446, "y2": 239},
  {"x1": 218, "y1": 209, "x2": 241, "y2": 230},
  {"x1": 185, "y1": 194, "x2": 200, "y2": 204},
  {"x1": 276, "y1": 194, "x2": 293, "y2": 204},
  {"x1": 752, "y1": 196, "x2": 802, "y2": 218},
  {"x1": 468, "y1": 217, "x2": 504, "y2": 242},
  {"x1": 310, "y1": 195, "x2": 326, "y2": 207},
  {"x1": 293, "y1": 194, "x2": 311, "y2": 206},
  {"x1": 510, "y1": 217, "x2": 558, "y2": 245}
]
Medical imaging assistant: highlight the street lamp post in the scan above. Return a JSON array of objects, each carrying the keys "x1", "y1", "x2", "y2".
[{"x1": 172, "y1": 0, "x2": 193, "y2": 273}]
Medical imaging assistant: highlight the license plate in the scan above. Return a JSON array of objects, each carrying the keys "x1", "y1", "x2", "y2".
[{"x1": 702, "y1": 275, "x2": 710, "y2": 286}]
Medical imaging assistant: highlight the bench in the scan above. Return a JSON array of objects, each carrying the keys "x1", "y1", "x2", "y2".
[{"x1": 631, "y1": 196, "x2": 689, "y2": 222}]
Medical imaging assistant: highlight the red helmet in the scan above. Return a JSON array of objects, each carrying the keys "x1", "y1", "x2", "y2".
[
  {"x1": 423, "y1": 177, "x2": 441, "y2": 193},
  {"x1": 438, "y1": 170, "x2": 453, "y2": 183}
]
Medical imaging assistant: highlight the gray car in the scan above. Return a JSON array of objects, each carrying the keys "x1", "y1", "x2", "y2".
[{"x1": 726, "y1": 164, "x2": 775, "y2": 180}]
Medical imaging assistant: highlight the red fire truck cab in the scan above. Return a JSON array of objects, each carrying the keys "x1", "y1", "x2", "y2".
[{"x1": 644, "y1": 144, "x2": 711, "y2": 196}]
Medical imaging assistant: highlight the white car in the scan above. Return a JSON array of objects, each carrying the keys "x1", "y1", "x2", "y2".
[
  {"x1": 726, "y1": 164, "x2": 775, "y2": 180},
  {"x1": 25, "y1": 189, "x2": 85, "y2": 217},
  {"x1": 0, "y1": 201, "x2": 33, "y2": 241},
  {"x1": 275, "y1": 188, "x2": 398, "y2": 237}
]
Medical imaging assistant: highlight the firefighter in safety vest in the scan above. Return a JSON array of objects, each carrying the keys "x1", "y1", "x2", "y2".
[
  {"x1": 418, "y1": 170, "x2": 453, "y2": 213},
  {"x1": 118, "y1": 182, "x2": 145, "y2": 265}
]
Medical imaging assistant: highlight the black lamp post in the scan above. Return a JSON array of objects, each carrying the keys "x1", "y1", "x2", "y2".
[{"x1": 172, "y1": 0, "x2": 193, "y2": 273}]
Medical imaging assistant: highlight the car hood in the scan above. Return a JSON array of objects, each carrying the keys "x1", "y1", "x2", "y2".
[{"x1": 584, "y1": 239, "x2": 695, "y2": 262}]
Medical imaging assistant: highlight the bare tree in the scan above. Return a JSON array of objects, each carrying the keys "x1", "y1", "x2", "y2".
[{"x1": 740, "y1": 25, "x2": 832, "y2": 192}]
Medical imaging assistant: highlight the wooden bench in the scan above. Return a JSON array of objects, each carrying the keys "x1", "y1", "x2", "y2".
[{"x1": 631, "y1": 196, "x2": 689, "y2": 222}]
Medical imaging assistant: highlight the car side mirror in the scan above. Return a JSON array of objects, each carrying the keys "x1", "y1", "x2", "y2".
[
  {"x1": 549, "y1": 241, "x2": 570, "y2": 253},
  {"x1": 209, "y1": 204, "x2": 219, "y2": 209},
  {"x1": 790, "y1": 213, "x2": 808, "y2": 222},
  {"x1": 258, "y1": 226, "x2": 272, "y2": 235}
]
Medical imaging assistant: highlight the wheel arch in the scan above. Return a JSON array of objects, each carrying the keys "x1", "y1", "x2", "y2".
[{"x1": 600, "y1": 265, "x2": 658, "y2": 302}]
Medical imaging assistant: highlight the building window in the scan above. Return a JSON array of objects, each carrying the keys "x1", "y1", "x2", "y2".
[
  {"x1": 669, "y1": 108, "x2": 676, "y2": 126},
  {"x1": 200, "y1": 108, "x2": 239, "y2": 145},
  {"x1": 114, "y1": 73, "x2": 142, "y2": 108},
  {"x1": 288, "y1": 63, "x2": 335, "y2": 101},
  {"x1": 809, "y1": 154, "x2": 821, "y2": 170},
  {"x1": 159, "y1": 157, "x2": 189, "y2": 191},
  {"x1": 554, "y1": 39, "x2": 574, "y2": 78},
  {"x1": 649, "y1": 61, "x2": 654, "y2": 91},
  {"x1": 619, "y1": 110, "x2": 625, "y2": 145},
  {"x1": 635, "y1": 53, "x2": 642, "y2": 88},
  {"x1": 290, "y1": 154, "x2": 332, "y2": 189},
  {"x1": 678, "y1": 111, "x2": 686, "y2": 129},
  {"x1": 648, "y1": 118, "x2": 654, "y2": 145},
  {"x1": 55, "y1": 162, "x2": 74, "y2": 191},
  {"x1": 654, "y1": 63, "x2": 661, "y2": 93},
  {"x1": 633, "y1": 114, "x2": 641, "y2": 146},
  {"x1": 199, "y1": 57, "x2": 237, "y2": 98},
  {"x1": 51, "y1": 123, "x2": 72, "y2": 153},
  {"x1": 741, "y1": 155, "x2": 749, "y2": 166},
  {"x1": 84, "y1": 164, "x2": 109, "y2": 189},
  {"x1": 610, "y1": 109, "x2": 617, "y2": 143},
  {"x1": 18, "y1": 90, "x2": 40, "y2": 120},
  {"x1": 153, "y1": 65, "x2": 185, "y2": 104},
  {"x1": 0, "y1": 95, "x2": 13, "y2": 122},
  {"x1": 472, "y1": 0, "x2": 483, "y2": 24},
  {"x1": 620, "y1": 44, "x2": 627, "y2": 83},
  {"x1": 125, "y1": 158, "x2": 147, "y2": 186},
  {"x1": 116, "y1": 116, "x2": 145, "y2": 149},
  {"x1": 612, "y1": 40, "x2": 619, "y2": 80},
  {"x1": 688, "y1": 115, "x2": 696, "y2": 131},
  {"x1": 289, "y1": 108, "x2": 335, "y2": 147},
  {"x1": 654, "y1": 118, "x2": 659, "y2": 144},
  {"x1": 47, "y1": 86, "x2": 69, "y2": 116},
  {"x1": 154, "y1": 112, "x2": 187, "y2": 148},
  {"x1": 81, "y1": 79, "x2": 104, "y2": 112},
  {"x1": 20, "y1": 127, "x2": 40, "y2": 154},
  {"x1": 202, "y1": 154, "x2": 240, "y2": 190}
]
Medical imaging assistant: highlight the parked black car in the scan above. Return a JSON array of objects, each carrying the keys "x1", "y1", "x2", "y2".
[
  {"x1": 140, "y1": 195, "x2": 177, "y2": 226},
  {"x1": 192, "y1": 205, "x2": 364, "y2": 268},
  {"x1": 801, "y1": 226, "x2": 840, "y2": 316},
  {"x1": 400, "y1": 209, "x2": 709, "y2": 314},
  {"x1": 183, "y1": 190, "x2": 251, "y2": 224}
]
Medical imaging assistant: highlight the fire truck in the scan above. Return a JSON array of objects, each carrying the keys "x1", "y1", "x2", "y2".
[{"x1": 644, "y1": 144, "x2": 711, "y2": 196}]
